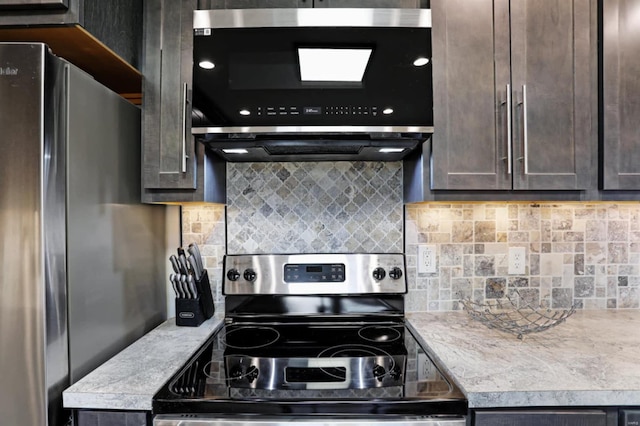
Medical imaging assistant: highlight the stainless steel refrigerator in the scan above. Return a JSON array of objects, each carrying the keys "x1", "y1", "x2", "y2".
[{"x1": 0, "y1": 43, "x2": 167, "y2": 426}]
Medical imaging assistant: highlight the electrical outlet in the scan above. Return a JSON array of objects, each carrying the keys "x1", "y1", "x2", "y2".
[
  {"x1": 508, "y1": 247, "x2": 526, "y2": 275},
  {"x1": 418, "y1": 353, "x2": 435, "y2": 381},
  {"x1": 418, "y1": 244, "x2": 437, "y2": 274}
]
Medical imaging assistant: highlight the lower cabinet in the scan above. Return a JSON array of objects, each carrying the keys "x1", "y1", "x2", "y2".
[
  {"x1": 474, "y1": 410, "x2": 612, "y2": 426},
  {"x1": 75, "y1": 409, "x2": 151, "y2": 426}
]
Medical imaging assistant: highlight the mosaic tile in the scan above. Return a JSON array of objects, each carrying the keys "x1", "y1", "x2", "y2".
[
  {"x1": 182, "y1": 204, "x2": 226, "y2": 316},
  {"x1": 619, "y1": 288, "x2": 640, "y2": 308},
  {"x1": 552, "y1": 288, "x2": 573, "y2": 309},
  {"x1": 227, "y1": 162, "x2": 403, "y2": 254},
  {"x1": 405, "y1": 202, "x2": 640, "y2": 312},
  {"x1": 609, "y1": 243, "x2": 629, "y2": 264},
  {"x1": 575, "y1": 277, "x2": 595, "y2": 297},
  {"x1": 184, "y1": 174, "x2": 640, "y2": 314},
  {"x1": 485, "y1": 278, "x2": 506, "y2": 298}
]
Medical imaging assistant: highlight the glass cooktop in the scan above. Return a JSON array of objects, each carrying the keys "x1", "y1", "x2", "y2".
[{"x1": 153, "y1": 320, "x2": 467, "y2": 416}]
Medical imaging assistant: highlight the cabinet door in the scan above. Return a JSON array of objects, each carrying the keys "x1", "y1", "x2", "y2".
[
  {"x1": 475, "y1": 410, "x2": 608, "y2": 426},
  {"x1": 430, "y1": 0, "x2": 512, "y2": 190},
  {"x1": 197, "y1": 0, "x2": 311, "y2": 8},
  {"x1": 602, "y1": 0, "x2": 640, "y2": 189},
  {"x1": 142, "y1": 0, "x2": 226, "y2": 203},
  {"x1": 510, "y1": 0, "x2": 596, "y2": 190},
  {"x1": 143, "y1": 0, "x2": 198, "y2": 192},
  {"x1": 314, "y1": 0, "x2": 421, "y2": 7},
  {"x1": 0, "y1": 0, "x2": 66, "y2": 9}
]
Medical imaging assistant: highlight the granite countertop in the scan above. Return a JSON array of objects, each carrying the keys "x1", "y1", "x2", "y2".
[
  {"x1": 62, "y1": 317, "x2": 221, "y2": 411},
  {"x1": 63, "y1": 310, "x2": 640, "y2": 412},
  {"x1": 407, "y1": 310, "x2": 640, "y2": 408}
]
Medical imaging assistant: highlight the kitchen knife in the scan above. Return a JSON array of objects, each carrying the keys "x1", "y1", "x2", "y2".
[
  {"x1": 169, "y1": 273, "x2": 180, "y2": 298},
  {"x1": 169, "y1": 255, "x2": 181, "y2": 275},
  {"x1": 181, "y1": 274, "x2": 192, "y2": 299},
  {"x1": 187, "y1": 255, "x2": 201, "y2": 281},
  {"x1": 188, "y1": 243, "x2": 205, "y2": 275},
  {"x1": 178, "y1": 254, "x2": 190, "y2": 276},
  {"x1": 187, "y1": 275, "x2": 198, "y2": 299},
  {"x1": 172, "y1": 274, "x2": 184, "y2": 299}
]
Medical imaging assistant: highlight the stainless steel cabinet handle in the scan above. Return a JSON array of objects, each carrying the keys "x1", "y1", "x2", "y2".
[
  {"x1": 181, "y1": 82, "x2": 188, "y2": 173},
  {"x1": 506, "y1": 84, "x2": 512, "y2": 175},
  {"x1": 522, "y1": 84, "x2": 528, "y2": 175}
]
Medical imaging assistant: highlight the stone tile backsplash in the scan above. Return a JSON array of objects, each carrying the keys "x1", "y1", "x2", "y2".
[
  {"x1": 226, "y1": 162, "x2": 404, "y2": 254},
  {"x1": 405, "y1": 203, "x2": 640, "y2": 312},
  {"x1": 181, "y1": 205, "x2": 226, "y2": 316},
  {"x1": 182, "y1": 165, "x2": 640, "y2": 313}
]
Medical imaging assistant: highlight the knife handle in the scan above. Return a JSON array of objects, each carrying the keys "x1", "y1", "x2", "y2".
[
  {"x1": 181, "y1": 275, "x2": 191, "y2": 299},
  {"x1": 178, "y1": 254, "x2": 190, "y2": 275},
  {"x1": 169, "y1": 255, "x2": 181, "y2": 274},
  {"x1": 187, "y1": 255, "x2": 201, "y2": 280},
  {"x1": 189, "y1": 243, "x2": 205, "y2": 273},
  {"x1": 187, "y1": 275, "x2": 198, "y2": 299},
  {"x1": 170, "y1": 273, "x2": 181, "y2": 298}
]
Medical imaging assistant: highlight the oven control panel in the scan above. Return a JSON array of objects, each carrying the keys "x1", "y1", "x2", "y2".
[
  {"x1": 284, "y1": 264, "x2": 345, "y2": 283},
  {"x1": 223, "y1": 253, "x2": 406, "y2": 295}
]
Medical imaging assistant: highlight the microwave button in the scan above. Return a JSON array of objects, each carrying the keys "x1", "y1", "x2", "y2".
[{"x1": 303, "y1": 106, "x2": 322, "y2": 115}]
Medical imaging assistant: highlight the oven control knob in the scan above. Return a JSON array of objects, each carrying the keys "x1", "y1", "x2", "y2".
[
  {"x1": 243, "y1": 268, "x2": 257, "y2": 282},
  {"x1": 227, "y1": 269, "x2": 241, "y2": 281},
  {"x1": 390, "y1": 365, "x2": 402, "y2": 380},
  {"x1": 389, "y1": 267, "x2": 403, "y2": 280},
  {"x1": 230, "y1": 366, "x2": 243, "y2": 379},
  {"x1": 246, "y1": 366, "x2": 259, "y2": 383},
  {"x1": 230, "y1": 365, "x2": 260, "y2": 383},
  {"x1": 373, "y1": 364, "x2": 386, "y2": 382},
  {"x1": 372, "y1": 267, "x2": 386, "y2": 281}
]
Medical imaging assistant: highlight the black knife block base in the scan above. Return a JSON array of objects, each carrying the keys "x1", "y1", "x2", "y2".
[{"x1": 176, "y1": 270, "x2": 215, "y2": 327}]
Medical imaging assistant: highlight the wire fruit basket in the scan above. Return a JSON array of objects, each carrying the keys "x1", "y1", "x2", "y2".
[{"x1": 460, "y1": 290, "x2": 576, "y2": 340}]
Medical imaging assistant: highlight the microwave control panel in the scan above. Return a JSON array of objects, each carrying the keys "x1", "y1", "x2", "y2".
[{"x1": 256, "y1": 106, "x2": 379, "y2": 117}]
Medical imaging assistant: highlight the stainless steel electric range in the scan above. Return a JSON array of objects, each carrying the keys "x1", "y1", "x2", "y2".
[{"x1": 153, "y1": 254, "x2": 467, "y2": 426}]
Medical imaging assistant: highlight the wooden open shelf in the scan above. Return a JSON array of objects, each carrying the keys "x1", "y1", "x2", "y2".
[{"x1": 0, "y1": 25, "x2": 142, "y2": 104}]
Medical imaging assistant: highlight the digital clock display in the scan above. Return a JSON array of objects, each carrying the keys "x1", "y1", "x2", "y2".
[{"x1": 284, "y1": 264, "x2": 345, "y2": 283}]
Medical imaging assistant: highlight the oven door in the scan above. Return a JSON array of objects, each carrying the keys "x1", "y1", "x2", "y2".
[{"x1": 154, "y1": 416, "x2": 466, "y2": 426}]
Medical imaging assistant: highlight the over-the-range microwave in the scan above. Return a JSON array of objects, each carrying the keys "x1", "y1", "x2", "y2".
[{"x1": 190, "y1": 8, "x2": 433, "y2": 162}]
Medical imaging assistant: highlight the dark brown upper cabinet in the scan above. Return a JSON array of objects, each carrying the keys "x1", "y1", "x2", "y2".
[
  {"x1": 142, "y1": 0, "x2": 226, "y2": 204},
  {"x1": 0, "y1": 0, "x2": 142, "y2": 101},
  {"x1": 429, "y1": 0, "x2": 597, "y2": 191},
  {"x1": 602, "y1": 0, "x2": 640, "y2": 190}
]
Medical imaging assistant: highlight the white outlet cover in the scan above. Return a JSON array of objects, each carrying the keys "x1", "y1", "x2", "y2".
[
  {"x1": 508, "y1": 246, "x2": 526, "y2": 275},
  {"x1": 418, "y1": 244, "x2": 437, "y2": 274}
]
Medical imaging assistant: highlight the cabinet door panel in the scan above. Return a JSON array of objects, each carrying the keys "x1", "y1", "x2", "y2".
[
  {"x1": 510, "y1": 0, "x2": 595, "y2": 190},
  {"x1": 475, "y1": 410, "x2": 608, "y2": 426},
  {"x1": 430, "y1": 0, "x2": 511, "y2": 190},
  {"x1": 603, "y1": 0, "x2": 640, "y2": 189},
  {"x1": 198, "y1": 0, "x2": 311, "y2": 7},
  {"x1": 315, "y1": 0, "x2": 420, "y2": 7},
  {"x1": 0, "y1": 0, "x2": 66, "y2": 9},
  {"x1": 143, "y1": 0, "x2": 197, "y2": 190}
]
